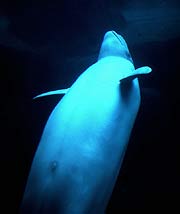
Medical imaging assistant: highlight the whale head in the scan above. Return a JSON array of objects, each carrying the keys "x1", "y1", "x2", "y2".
[
  {"x1": 98, "y1": 31, "x2": 133, "y2": 64},
  {"x1": 97, "y1": 31, "x2": 152, "y2": 82},
  {"x1": 33, "y1": 31, "x2": 152, "y2": 99}
]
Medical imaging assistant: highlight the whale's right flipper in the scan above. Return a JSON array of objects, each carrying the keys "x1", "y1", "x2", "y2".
[{"x1": 33, "y1": 88, "x2": 70, "y2": 99}]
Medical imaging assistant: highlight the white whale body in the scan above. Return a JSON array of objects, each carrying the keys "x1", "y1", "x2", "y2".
[{"x1": 21, "y1": 30, "x2": 151, "y2": 213}]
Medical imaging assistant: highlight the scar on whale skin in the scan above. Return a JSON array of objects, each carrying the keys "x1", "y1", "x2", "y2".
[{"x1": 49, "y1": 161, "x2": 58, "y2": 172}]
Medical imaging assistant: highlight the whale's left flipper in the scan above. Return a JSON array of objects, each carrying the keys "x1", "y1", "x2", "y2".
[
  {"x1": 33, "y1": 88, "x2": 70, "y2": 99},
  {"x1": 120, "y1": 66, "x2": 152, "y2": 83}
]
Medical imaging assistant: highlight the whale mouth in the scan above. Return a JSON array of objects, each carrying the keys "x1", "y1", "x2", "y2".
[
  {"x1": 111, "y1": 31, "x2": 124, "y2": 46},
  {"x1": 111, "y1": 30, "x2": 129, "y2": 50},
  {"x1": 111, "y1": 31, "x2": 134, "y2": 64}
]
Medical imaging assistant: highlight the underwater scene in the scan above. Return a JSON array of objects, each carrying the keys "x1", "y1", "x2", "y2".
[{"x1": 1, "y1": 0, "x2": 179, "y2": 213}]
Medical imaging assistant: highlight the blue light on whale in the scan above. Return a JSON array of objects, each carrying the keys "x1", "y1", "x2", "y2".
[{"x1": 20, "y1": 31, "x2": 152, "y2": 213}]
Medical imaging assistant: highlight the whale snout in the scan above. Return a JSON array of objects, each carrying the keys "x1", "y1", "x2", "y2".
[
  {"x1": 98, "y1": 30, "x2": 133, "y2": 63},
  {"x1": 103, "y1": 31, "x2": 126, "y2": 46}
]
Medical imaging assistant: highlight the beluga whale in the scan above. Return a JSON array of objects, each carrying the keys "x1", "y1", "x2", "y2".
[{"x1": 21, "y1": 30, "x2": 152, "y2": 213}]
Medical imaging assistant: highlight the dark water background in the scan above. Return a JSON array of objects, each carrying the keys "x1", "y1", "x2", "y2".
[{"x1": 0, "y1": 0, "x2": 179, "y2": 212}]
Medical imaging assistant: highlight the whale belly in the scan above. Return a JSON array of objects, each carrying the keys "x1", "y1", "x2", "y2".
[{"x1": 21, "y1": 77, "x2": 140, "y2": 213}]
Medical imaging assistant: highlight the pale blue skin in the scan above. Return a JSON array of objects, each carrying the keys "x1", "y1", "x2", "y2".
[{"x1": 21, "y1": 31, "x2": 151, "y2": 213}]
